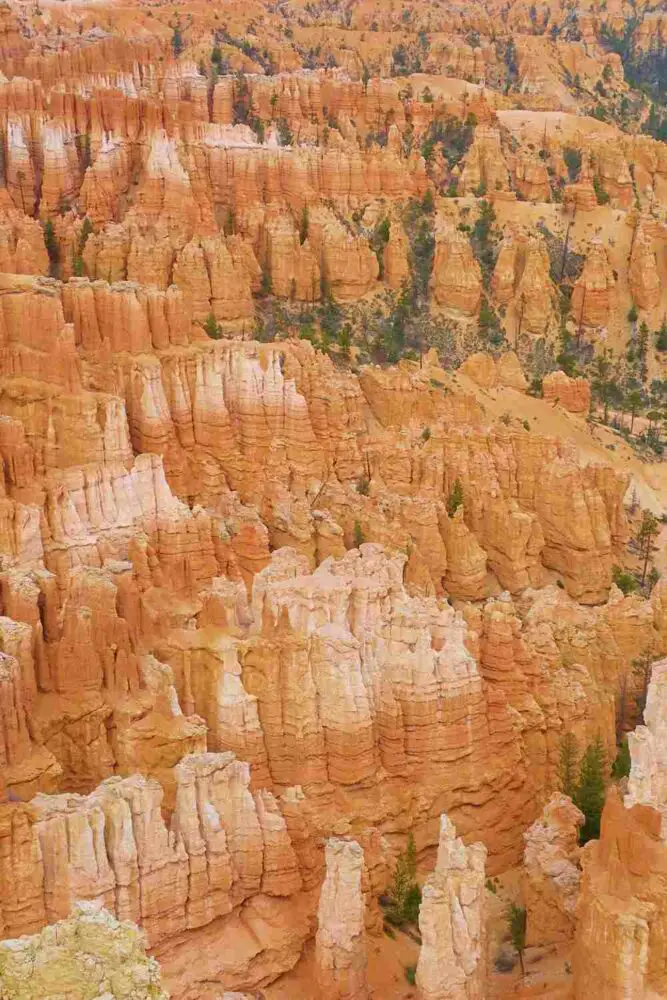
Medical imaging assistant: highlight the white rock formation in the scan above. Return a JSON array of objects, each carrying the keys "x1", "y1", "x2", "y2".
[
  {"x1": 0, "y1": 901, "x2": 169, "y2": 1000},
  {"x1": 625, "y1": 657, "x2": 667, "y2": 836},
  {"x1": 315, "y1": 838, "x2": 368, "y2": 1000},
  {"x1": 416, "y1": 814, "x2": 487, "y2": 1000}
]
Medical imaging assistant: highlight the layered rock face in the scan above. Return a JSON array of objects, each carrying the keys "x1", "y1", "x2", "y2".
[
  {"x1": 522, "y1": 792, "x2": 583, "y2": 946},
  {"x1": 0, "y1": 901, "x2": 169, "y2": 1000},
  {"x1": 491, "y1": 232, "x2": 558, "y2": 337},
  {"x1": 0, "y1": 245, "x2": 657, "y2": 999},
  {"x1": 628, "y1": 225, "x2": 661, "y2": 311},
  {"x1": 430, "y1": 224, "x2": 482, "y2": 315},
  {"x1": 0, "y1": 752, "x2": 307, "y2": 996},
  {"x1": 1, "y1": 1, "x2": 667, "y2": 996},
  {"x1": 459, "y1": 351, "x2": 527, "y2": 391},
  {"x1": 416, "y1": 814, "x2": 486, "y2": 1000},
  {"x1": 542, "y1": 370, "x2": 591, "y2": 414},
  {"x1": 572, "y1": 660, "x2": 667, "y2": 999},
  {"x1": 571, "y1": 240, "x2": 616, "y2": 329},
  {"x1": 315, "y1": 838, "x2": 368, "y2": 1000}
]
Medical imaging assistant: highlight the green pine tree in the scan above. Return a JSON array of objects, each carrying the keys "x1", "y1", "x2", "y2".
[
  {"x1": 446, "y1": 478, "x2": 464, "y2": 517},
  {"x1": 611, "y1": 737, "x2": 631, "y2": 780},
  {"x1": 507, "y1": 903, "x2": 527, "y2": 975},
  {"x1": 421, "y1": 188, "x2": 435, "y2": 213},
  {"x1": 203, "y1": 312, "x2": 222, "y2": 340},
  {"x1": 353, "y1": 520, "x2": 365, "y2": 548},
  {"x1": 299, "y1": 204, "x2": 309, "y2": 245},
  {"x1": 574, "y1": 735, "x2": 607, "y2": 844},
  {"x1": 656, "y1": 320, "x2": 667, "y2": 352},
  {"x1": 43, "y1": 219, "x2": 59, "y2": 277},
  {"x1": 387, "y1": 834, "x2": 421, "y2": 926}
]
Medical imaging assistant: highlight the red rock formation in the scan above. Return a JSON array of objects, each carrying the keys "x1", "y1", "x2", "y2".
[
  {"x1": 571, "y1": 239, "x2": 616, "y2": 328},
  {"x1": 459, "y1": 127, "x2": 512, "y2": 197},
  {"x1": 563, "y1": 155, "x2": 598, "y2": 213},
  {"x1": 0, "y1": 7, "x2": 663, "y2": 996},
  {"x1": 513, "y1": 149, "x2": 551, "y2": 202},
  {"x1": 459, "y1": 350, "x2": 527, "y2": 392},
  {"x1": 383, "y1": 218, "x2": 410, "y2": 289},
  {"x1": 430, "y1": 224, "x2": 481, "y2": 316},
  {"x1": 491, "y1": 232, "x2": 557, "y2": 336},
  {"x1": 542, "y1": 370, "x2": 591, "y2": 414},
  {"x1": 573, "y1": 661, "x2": 667, "y2": 998},
  {"x1": 522, "y1": 793, "x2": 583, "y2": 946},
  {"x1": 628, "y1": 224, "x2": 661, "y2": 311},
  {"x1": 0, "y1": 752, "x2": 306, "y2": 996}
]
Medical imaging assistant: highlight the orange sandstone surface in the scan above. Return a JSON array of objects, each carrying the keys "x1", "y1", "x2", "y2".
[{"x1": 0, "y1": 1, "x2": 665, "y2": 998}]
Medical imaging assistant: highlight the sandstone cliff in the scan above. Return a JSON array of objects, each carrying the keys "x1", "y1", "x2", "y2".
[{"x1": 573, "y1": 659, "x2": 667, "y2": 999}]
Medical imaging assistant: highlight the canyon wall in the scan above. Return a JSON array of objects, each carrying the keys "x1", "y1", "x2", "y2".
[
  {"x1": 573, "y1": 659, "x2": 667, "y2": 999},
  {"x1": 0, "y1": 0, "x2": 665, "y2": 997}
]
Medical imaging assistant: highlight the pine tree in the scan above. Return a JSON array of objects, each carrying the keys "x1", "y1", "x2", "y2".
[
  {"x1": 353, "y1": 520, "x2": 365, "y2": 548},
  {"x1": 78, "y1": 216, "x2": 93, "y2": 253},
  {"x1": 611, "y1": 737, "x2": 631, "y2": 780},
  {"x1": 507, "y1": 903, "x2": 527, "y2": 975},
  {"x1": 43, "y1": 219, "x2": 59, "y2": 277},
  {"x1": 446, "y1": 479, "x2": 464, "y2": 517},
  {"x1": 574, "y1": 735, "x2": 607, "y2": 844},
  {"x1": 171, "y1": 24, "x2": 184, "y2": 56},
  {"x1": 387, "y1": 834, "x2": 421, "y2": 925},
  {"x1": 627, "y1": 389, "x2": 642, "y2": 435},
  {"x1": 633, "y1": 646, "x2": 655, "y2": 721},
  {"x1": 656, "y1": 320, "x2": 667, "y2": 352},
  {"x1": 421, "y1": 188, "x2": 435, "y2": 213},
  {"x1": 299, "y1": 204, "x2": 309, "y2": 245},
  {"x1": 362, "y1": 63, "x2": 371, "y2": 92},
  {"x1": 203, "y1": 312, "x2": 222, "y2": 340},
  {"x1": 557, "y1": 731, "x2": 579, "y2": 799},
  {"x1": 637, "y1": 510, "x2": 659, "y2": 586}
]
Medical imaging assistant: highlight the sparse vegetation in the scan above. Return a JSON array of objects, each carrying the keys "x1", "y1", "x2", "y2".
[
  {"x1": 507, "y1": 904, "x2": 527, "y2": 975},
  {"x1": 43, "y1": 220, "x2": 59, "y2": 278},
  {"x1": 593, "y1": 175, "x2": 610, "y2": 205},
  {"x1": 171, "y1": 22, "x2": 184, "y2": 56},
  {"x1": 299, "y1": 204, "x2": 309, "y2": 244},
  {"x1": 384, "y1": 834, "x2": 421, "y2": 927},
  {"x1": 612, "y1": 564, "x2": 638, "y2": 596},
  {"x1": 203, "y1": 312, "x2": 223, "y2": 340},
  {"x1": 573, "y1": 735, "x2": 607, "y2": 844},
  {"x1": 563, "y1": 146, "x2": 582, "y2": 183},
  {"x1": 446, "y1": 478, "x2": 464, "y2": 517},
  {"x1": 611, "y1": 737, "x2": 631, "y2": 779}
]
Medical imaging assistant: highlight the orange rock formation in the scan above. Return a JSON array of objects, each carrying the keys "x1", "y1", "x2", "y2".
[{"x1": 0, "y1": 0, "x2": 664, "y2": 996}]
